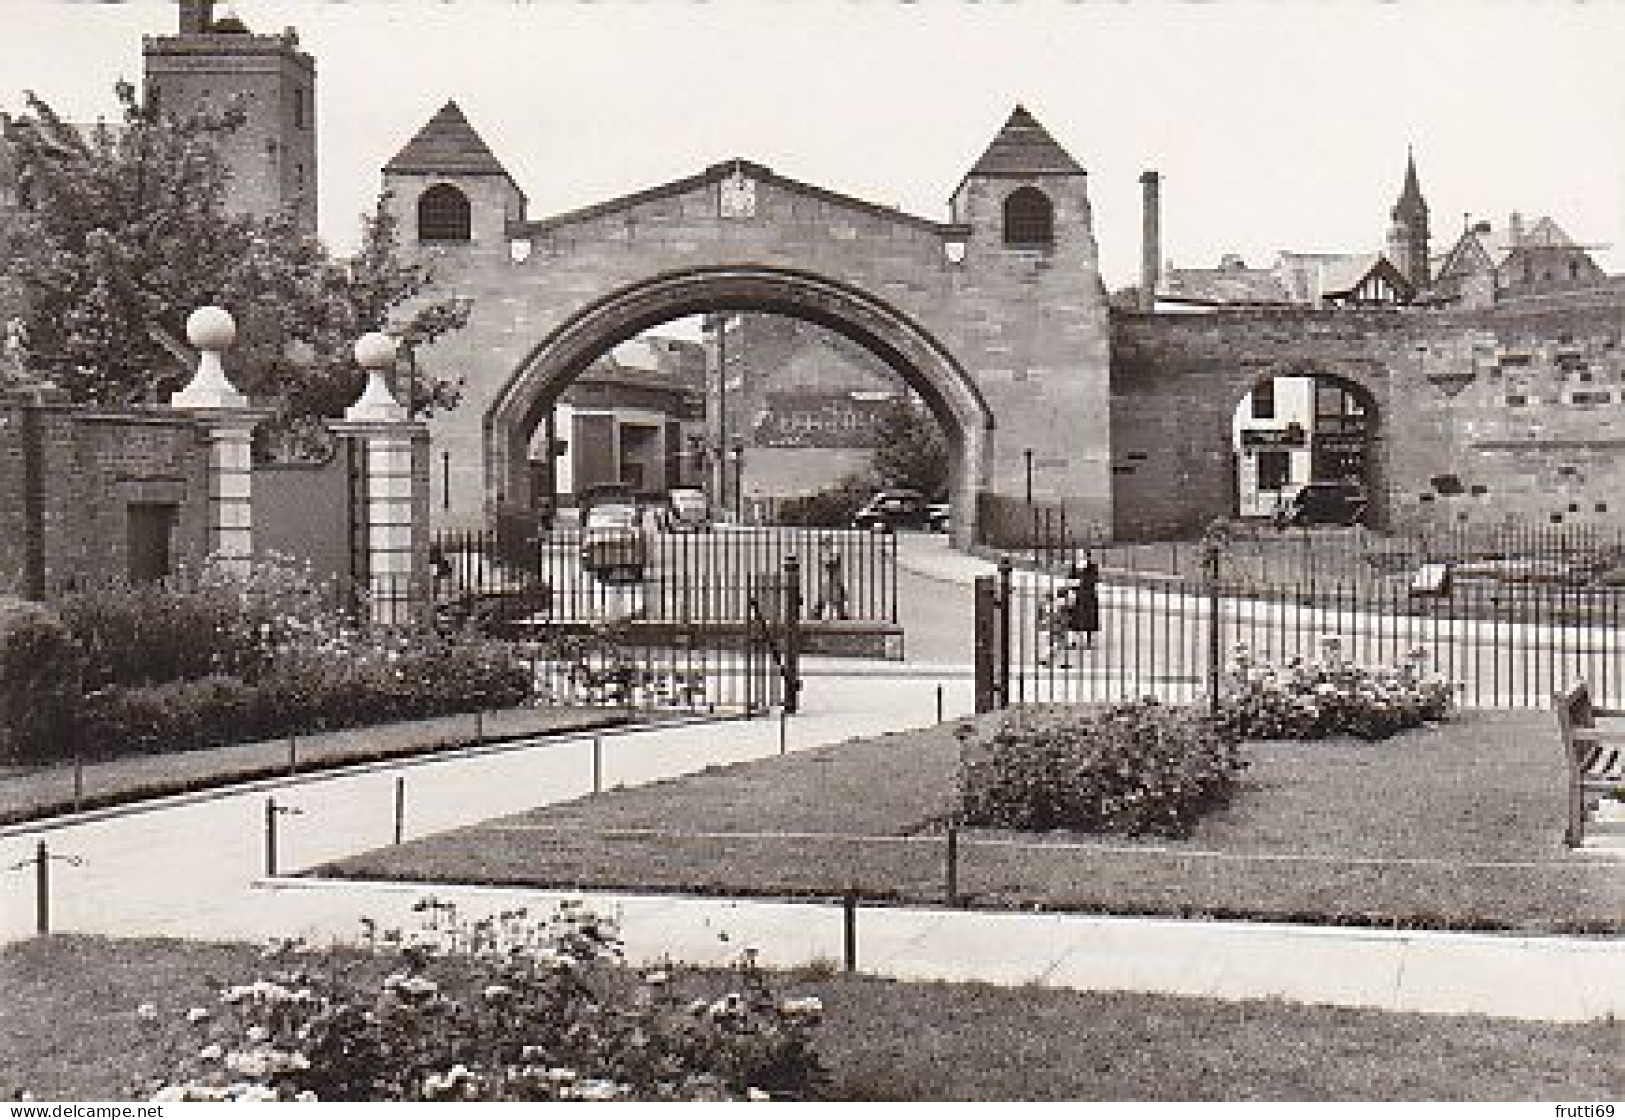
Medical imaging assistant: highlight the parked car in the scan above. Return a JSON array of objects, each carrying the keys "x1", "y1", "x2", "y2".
[
  {"x1": 579, "y1": 501, "x2": 648, "y2": 580},
  {"x1": 853, "y1": 488, "x2": 940, "y2": 532},
  {"x1": 1272, "y1": 481, "x2": 1368, "y2": 529},
  {"x1": 662, "y1": 487, "x2": 712, "y2": 533}
]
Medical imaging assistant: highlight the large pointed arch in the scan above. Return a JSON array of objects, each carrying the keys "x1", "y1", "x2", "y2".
[{"x1": 486, "y1": 265, "x2": 996, "y2": 541}]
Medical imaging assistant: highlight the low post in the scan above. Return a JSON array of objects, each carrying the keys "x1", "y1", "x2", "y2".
[
  {"x1": 265, "y1": 797, "x2": 279, "y2": 878},
  {"x1": 35, "y1": 840, "x2": 48, "y2": 936},
  {"x1": 287, "y1": 731, "x2": 298, "y2": 776},
  {"x1": 842, "y1": 890, "x2": 858, "y2": 973},
  {"x1": 778, "y1": 708, "x2": 788, "y2": 755},
  {"x1": 72, "y1": 752, "x2": 84, "y2": 812},
  {"x1": 475, "y1": 709, "x2": 486, "y2": 747},
  {"x1": 592, "y1": 733, "x2": 603, "y2": 794},
  {"x1": 393, "y1": 777, "x2": 406, "y2": 846},
  {"x1": 944, "y1": 824, "x2": 959, "y2": 907},
  {"x1": 935, "y1": 683, "x2": 944, "y2": 724}
]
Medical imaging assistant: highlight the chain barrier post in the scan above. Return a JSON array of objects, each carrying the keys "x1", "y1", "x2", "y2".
[
  {"x1": 34, "y1": 840, "x2": 48, "y2": 935},
  {"x1": 393, "y1": 776, "x2": 406, "y2": 845},
  {"x1": 842, "y1": 889, "x2": 858, "y2": 973},
  {"x1": 945, "y1": 824, "x2": 959, "y2": 908},
  {"x1": 265, "y1": 797, "x2": 279, "y2": 877}
]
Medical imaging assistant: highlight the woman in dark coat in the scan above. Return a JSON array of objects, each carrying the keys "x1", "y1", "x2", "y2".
[{"x1": 1068, "y1": 553, "x2": 1101, "y2": 649}]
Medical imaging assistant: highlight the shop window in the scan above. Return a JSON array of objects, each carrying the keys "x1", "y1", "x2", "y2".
[{"x1": 1255, "y1": 450, "x2": 1290, "y2": 492}]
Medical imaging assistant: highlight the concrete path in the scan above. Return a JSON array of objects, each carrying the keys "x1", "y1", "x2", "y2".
[{"x1": 3, "y1": 667, "x2": 1622, "y2": 1024}]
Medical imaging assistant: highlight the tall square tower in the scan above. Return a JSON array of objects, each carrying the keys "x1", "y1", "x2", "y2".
[{"x1": 143, "y1": 1, "x2": 318, "y2": 234}]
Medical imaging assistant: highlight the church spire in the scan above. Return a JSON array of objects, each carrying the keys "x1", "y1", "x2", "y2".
[{"x1": 1388, "y1": 147, "x2": 1431, "y2": 292}]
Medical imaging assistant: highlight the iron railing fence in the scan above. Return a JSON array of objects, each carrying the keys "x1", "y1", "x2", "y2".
[
  {"x1": 353, "y1": 568, "x2": 791, "y2": 716},
  {"x1": 988, "y1": 564, "x2": 1625, "y2": 711},
  {"x1": 999, "y1": 506, "x2": 1625, "y2": 596},
  {"x1": 431, "y1": 525, "x2": 897, "y2": 627}
]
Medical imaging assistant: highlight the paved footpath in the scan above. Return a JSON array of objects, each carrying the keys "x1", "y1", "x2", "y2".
[{"x1": 3, "y1": 670, "x2": 1623, "y2": 1024}]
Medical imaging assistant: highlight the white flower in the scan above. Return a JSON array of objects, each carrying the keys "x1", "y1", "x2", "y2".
[
  {"x1": 482, "y1": 983, "x2": 512, "y2": 1000},
  {"x1": 779, "y1": 995, "x2": 823, "y2": 1018},
  {"x1": 295, "y1": 1091, "x2": 319, "y2": 1103},
  {"x1": 186, "y1": 1006, "x2": 211, "y2": 1023},
  {"x1": 643, "y1": 969, "x2": 670, "y2": 986},
  {"x1": 246, "y1": 1025, "x2": 271, "y2": 1044},
  {"x1": 198, "y1": 1044, "x2": 224, "y2": 1062},
  {"x1": 747, "y1": 1088, "x2": 772, "y2": 1102},
  {"x1": 135, "y1": 1003, "x2": 158, "y2": 1021}
]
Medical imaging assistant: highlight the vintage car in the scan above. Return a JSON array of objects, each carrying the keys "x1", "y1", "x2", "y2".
[
  {"x1": 852, "y1": 489, "x2": 950, "y2": 533},
  {"x1": 662, "y1": 487, "x2": 712, "y2": 533},
  {"x1": 579, "y1": 501, "x2": 648, "y2": 580},
  {"x1": 1272, "y1": 481, "x2": 1368, "y2": 528}
]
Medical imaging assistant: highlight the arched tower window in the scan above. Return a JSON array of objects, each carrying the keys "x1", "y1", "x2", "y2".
[
  {"x1": 418, "y1": 184, "x2": 472, "y2": 243},
  {"x1": 1002, "y1": 187, "x2": 1054, "y2": 248}
]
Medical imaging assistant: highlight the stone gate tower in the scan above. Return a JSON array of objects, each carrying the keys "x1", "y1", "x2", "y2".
[{"x1": 143, "y1": 0, "x2": 318, "y2": 233}]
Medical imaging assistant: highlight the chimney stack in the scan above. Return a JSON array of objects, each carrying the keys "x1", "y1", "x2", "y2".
[
  {"x1": 180, "y1": 1, "x2": 215, "y2": 34},
  {"x1": 1139, "y1": 171, "x2": 1161, "y2": 312},
  {"x1": 1509, "y1": 211, "x2": 1524, "y2": 248}
]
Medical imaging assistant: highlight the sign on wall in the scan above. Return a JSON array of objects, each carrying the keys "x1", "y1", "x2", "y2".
[{"x1": 752, "y1": 390, "x2": 897, "y2": 448}]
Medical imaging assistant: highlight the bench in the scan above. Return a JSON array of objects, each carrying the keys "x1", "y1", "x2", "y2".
[{"x1": 1552, "y1": 682, "x2": 1625, "y2": 847}]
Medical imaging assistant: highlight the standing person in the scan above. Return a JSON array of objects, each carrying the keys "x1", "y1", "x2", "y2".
[
  {"x1": 1068, "y1": 551, "x2": 1101, "y2": 650},
  {"x1": 812, "y1": 534, "x2": 850, "y2": 621}
]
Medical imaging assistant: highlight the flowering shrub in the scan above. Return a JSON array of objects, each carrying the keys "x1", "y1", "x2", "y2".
[
  {"x1": 1217, "y1": 638, "x2": 1454, "y2": 741},
  {"x1": 36, "y1": 554, "x2": 535, "y2": 762},
  {"x1": 0, "y1": 597, "x2": 83, "y2": 763},
  {"x1": 135, "y1": 900, "x2": 827, "y2": 1102},
  {"x1": 57, "y1": 552, "x2": 333, "y2": 692},
  {"x1": 958, "y1": 700, "x2": 1245, "y2": 839}
]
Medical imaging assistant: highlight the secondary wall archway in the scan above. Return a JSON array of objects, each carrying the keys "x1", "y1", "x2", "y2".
[{"x1": 489, "y1": 267, "x2": 996, "y2": 541}]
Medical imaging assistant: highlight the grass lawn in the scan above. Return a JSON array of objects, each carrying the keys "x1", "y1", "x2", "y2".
[
  {"x1": 0, "y1": 706, "x2": 628, "y2": 827},
  {"x1": 3, "y1": 935, "x2": 1619, "y2": 1101},
  {"x1": 321, "y1": 707, "x2": 1625, "y2": 933}
]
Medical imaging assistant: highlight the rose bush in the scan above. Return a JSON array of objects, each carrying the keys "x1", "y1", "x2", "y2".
[
  {"x1": 958, "y1": 699, "x2": 1245, "y2": 839},
  {"x1": 1217, "y1": 638, "x2": 1454, "y2": 741},
  {"x1": 135, "y1": 900, "x2": 827, "y2": 1102}
]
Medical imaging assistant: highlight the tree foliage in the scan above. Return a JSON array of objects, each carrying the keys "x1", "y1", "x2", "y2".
[
  {"x1": 1, "y1": 81, "x2": 469, "y2": 446},
  {"x1": 871, "y1": 397, "x2": 949, "y2": 498}
]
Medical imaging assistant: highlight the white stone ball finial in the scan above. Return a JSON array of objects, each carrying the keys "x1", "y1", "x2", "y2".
[
  {"x1": 171, "y1": 305, "x2": 247, "y2": 410},
  {"x1": 345, "y1": 330, "x2": 407, "y2": 422}
]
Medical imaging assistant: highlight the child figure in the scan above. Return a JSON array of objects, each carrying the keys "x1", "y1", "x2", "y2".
[{"x1": 1036, "y1": 584, "x2": 1077, "y2": 668}]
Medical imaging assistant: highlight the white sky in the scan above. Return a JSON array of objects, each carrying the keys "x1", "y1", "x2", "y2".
[{"x1": 3, "y1": 0, "x2": 1623, "y2": 287}]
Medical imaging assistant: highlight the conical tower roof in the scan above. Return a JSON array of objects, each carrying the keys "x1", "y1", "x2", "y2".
[
  {"x1": 966, "y1": 105, "x2": 1084, "y2": 177},
  {"x1": 1394, "y1": 147, "x2": 1427, "y2": 215},
  {"x1": 384, "y1": 100, "x2": 511, "y2": 178}
]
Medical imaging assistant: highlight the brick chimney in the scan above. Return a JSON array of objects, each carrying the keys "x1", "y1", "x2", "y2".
[
  {"x1": 1509, "y1": 211, "x2": 1524, "y2": 247},
  {"x1": 1139, "y1": 171, "x2": 1161, "y2": 311},
  {"x1": 180, "y1": 1, "x2": 215, "y2": 34}
]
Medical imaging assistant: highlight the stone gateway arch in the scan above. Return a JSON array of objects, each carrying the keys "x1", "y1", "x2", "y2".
[{"x1": 383, "y1": 105, "x2": 1114, "y2": 543}]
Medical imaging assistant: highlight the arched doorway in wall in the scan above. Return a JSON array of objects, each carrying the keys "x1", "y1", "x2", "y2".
[
  {"x1": 487, "y1": 266, "x2": 993, "y2": 540},
  {"x1": 1231, "y1": 366, "x2": 1382, "y2": 527}
]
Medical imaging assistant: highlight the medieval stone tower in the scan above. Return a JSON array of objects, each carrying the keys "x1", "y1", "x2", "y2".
[
  {"x1": 142, "y1": 0, "x2": 318, "y2": 234},
  {"x1": 1386, "y1": 149, "x2": 1430, "y2": 291}
]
